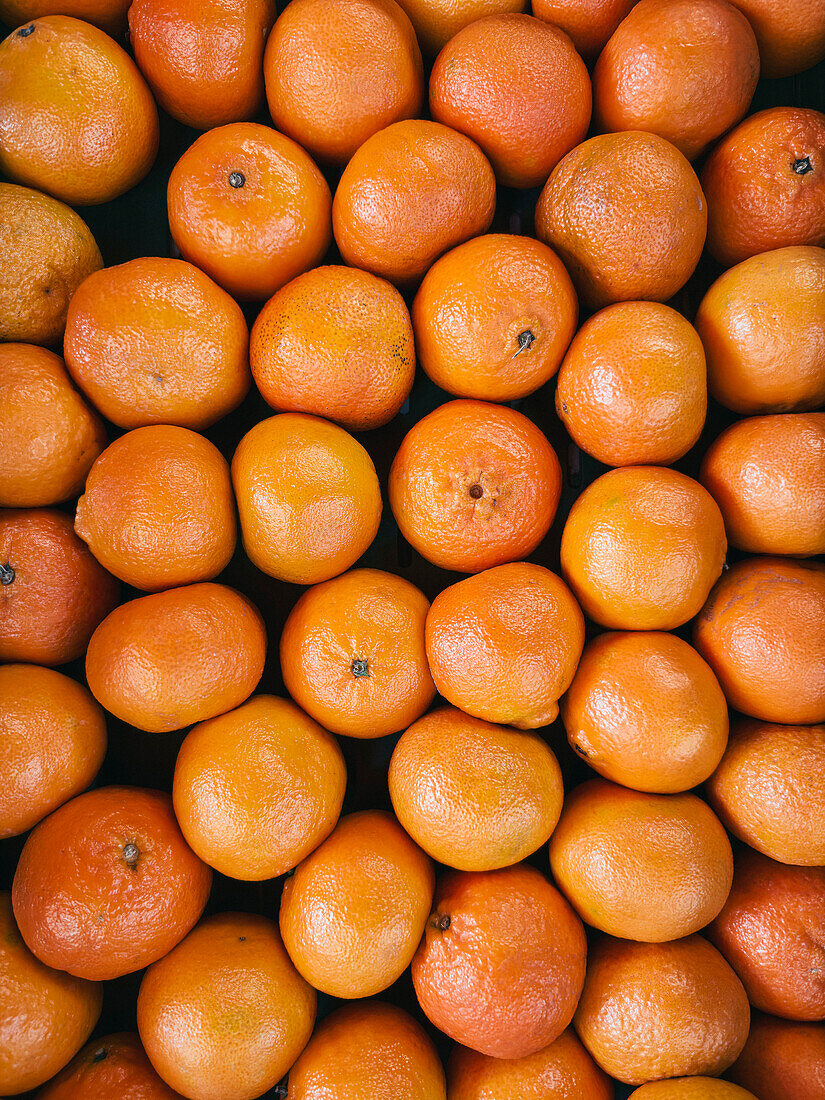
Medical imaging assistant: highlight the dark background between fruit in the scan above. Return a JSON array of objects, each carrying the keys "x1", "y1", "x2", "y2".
[{"x1": 1, "y1": 6, "x2": 823, "y2": 1096}]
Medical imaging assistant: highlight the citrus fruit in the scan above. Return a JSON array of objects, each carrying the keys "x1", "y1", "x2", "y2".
[
  {"x1": 35, "y1": 1032, "x2": 185, "y2": 1100},
  {"x1": 727, "y1": 1014, "x2": 825, "y2": 1099},
  {"x1": 536, "y1": 131, "x2": 706, "y2": 308},
  {"x1": 0, "y1": 343, "x2": 106, "y2": 508},
  {"x1": 389, "y1": 706, "x2": 564, "y2": 871},
  {"x1": 424, "y1": 562, "x2": 584, "y2": 728},
  {"x1": 137, "y1": 912, "x2": 316, "y2": 1100},
  {"x1": 0, "y1": 0, "x2": 131, "y2": 34},
  {"x1": 412, "y1": 234, "x2": 578, "y2": 402},
  {"x1": 630, "y1": 1081, "x2": 757, "y2": 1099},
  {"x1": 532, "y1": 0, "x2": 637, "y2": 58},
  {"x1": 280, "y1": 810, "x2": 434, "y2": 999},
  {"x1": 280, "y1": 568, "x2": 435, "y2": 739},
  {"x1": 167, "y1": 122, "x2": 332, "y2": 302},
  {"x1": 727, "y1": 0, "x2": 825, "y2": 76},
  {"x1": 332, "y1": 119, "x2": 496, "y2": 285},
  {"x1": 413, "y1": 865, "x2": 586, "y2": 1059},
  {"x1": 0, "y1": 664, "x2": 106, "y2": 840},
  {"x1": 264, "y1": 0, "x2": 423, "y2": 166},
  {"x1": 12, "y1": 786, "x2": 211, "y2": 981},
  {"x1": 561, "y1": 631, "x2": 728, "y2": 793},
  {"x1": 173, "y1": 695, "x2": 346, "y2": 880},
  {"x1": 232, "y1": 414, "x2": 382, "y2": 585},
  {"x1": 395, "y1": 0, "x2": 528, "y2": 54},
  {"x1": 85, "y1": 583, "x2": 266, "y2": 733},
  {"x1": 560, "y1": 466, "x2": 727, "y2": 630},
  {"x1": 251, "y1": 266, "x2": 414, "y2": 429},
  {"x1": 429, "y1": 13, "x2": 591, "y2": 188},
  {"x1": 389, "y1": 400, "x2": 561, "y2": 573},
  {"x1": 555, "y1": 301, "x2": 707, "y2": 467},
  {"x1": 63, "y1": 257, "x2": 249, "y2": 430},
  {"x1": 0, "y1": 16, "x2": 158, "y2": 205}
]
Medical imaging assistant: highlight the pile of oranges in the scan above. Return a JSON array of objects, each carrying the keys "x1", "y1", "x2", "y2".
[{"x1": 0, "y1": 0, "x2": 824, "y2": 1096}]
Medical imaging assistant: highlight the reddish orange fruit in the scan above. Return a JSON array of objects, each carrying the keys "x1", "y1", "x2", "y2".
[
  {"x1": 533, "y1": 0, "x2": 635, "y2": 57},
  {"x1": 727, "y1": 1014, "x2": 825, "y2": 1098},
  {"x1": 0, "y1": 0, "x2": 131, "y2": 35},
  {"x1": 630, "y1": 1080, "x2": 757, "y2": 1099},
  {"x1": 35, "y1": 1032, "x2": 185, "y2": 1100},
  {"x1": 727, "y1": 0, "x2": 825, "y2": 76},
  {"x1": 395, "y1": 0, "x2": 528, "y2": 55}
]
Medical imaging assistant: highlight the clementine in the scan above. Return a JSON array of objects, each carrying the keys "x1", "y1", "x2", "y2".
[
  {"x1": 727, "y1": 0, "x2": 825, "y2": 76},
  {"x1": 727, "y1": 1014, "x2": 825, "y2": 1099},
  {"x1": 532, "y1": 0, "x2": 637, "y2": 59},
  {"x1": 630, "y1": 1081, "x2": 757, "y2": 1099},
  {"x1": 397, "y1": 0, "x2": 528, "y2": 53},
  {"x1": 0, "y1": 0, "x2": 131, "y2": 34},
  {"x1": 35, "y1": 1032, "x2": 185, "y2": 1100}
]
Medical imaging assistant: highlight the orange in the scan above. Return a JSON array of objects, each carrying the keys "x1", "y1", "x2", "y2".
[
  {"x1": 574, "y1": 935, "x2": 750, "y2": 1084},
  {"x1": 0, "y1": 508, "x2": 119, "y2": 666},
  {"x1": 0, "y1": 0, "x2": 131, "y2": 34},
  {"x1": 412, "y1": 865, "x2": 586, "y2": 1059},
  {"x1": 701, "y1": 413, "x2": 825, "y2": 557},
  {"x1": 287, "y1": 1001, "x2": 446, "y2": 1100},
  {"x1": 173, "y1": 695, "x2": 346, "y2": 880},
  {"x1": 549, "y1": 778, "x2": 733, "y2": 942},
  {"x1": 0, "y1": 16, "x2": 158, "y2": 205},
  {"x1": 0, "y1": 664, "x2": 106, "y2": 840},
  {"x1": 447, "y1": 1028, "x2": 614, "y2": 1100},
  {"x1": 706, "y1": 719, "x2": 825, "y2": 866},
  {"x1": 128, "y1": 0, "x2": 275, "y2": 130},
  {"x1": 727, "y1": 1014, "x2": 825, "y2": 1099},
  {"x1": 727, "y1": 0, "x2": 825, "y2": 76},
  {"x1": 74, "y1": 425, "x2": 236, "y2": 592},
  {"x1": 424, "y1": 563, "x2": 584, "y2": 728},
  {"x1": 232, "y1": 414, "x2": 382, "y2": 585},
  {"x1": 0, "y1": 183, "x2": 102, "y2": 345},
  {"x1": 0, "y1": 892, "x2": 101, "y2": 1097},
  {"x1": 701, "y1": 108, "x2": 825, "y2": 265},
  {"x1": 397, "y1": 0, "x2": 528, "y2": 53},
  {"x1": 694, "y1": 557, "x2": 825, "y2": 725},
  {"x1": 560, "y1": 466, "x2": 727, "y2": 630},
  {"x1": 532, "y1": 0, "x2": 636, "y2": 59},
  {"x1": 35, "y1": 1032, "x2": 185, "y2": 1100},
  {"x1": 280, "y1": 810, "x2": 434, "y2": 999},
  {"x1": 251, "y1": 266, "x2": 415, "y2": 429},
  {"x1": 389, "y1": 400, "x2": 561, "y2": 573},
  {"x1": 63, "y1": 257, "x2": 250, "y2": 430},
  {"x1": 0, "y1": 344, "x2": 106, "y2": 508},
  {"x1": 167, "y1": 122, "x2": 331, "y2": 303},
  {"x1": 137, "y1": 912, "x2": 315, "y2": 1100},
  {"x1": 265, "y1": 0, "x2": 423, "y2": 166},
  {"x1": 333, "y1": 119, "x2": 496, "y2": 286},
  {"x1": 593, "y1": 0, "x2": 759, "y2": 160},
  {"x1": 412, "y1": 234, "x2": 578, "y2": 402},
  {"x1": 12, "y1": 786, "x2": 211, "y2": 981},
  {"x1": 630, "y1": 1081, "x2": 757, "y2": 1099},
  {"x1": 388, "y1": 705, "x2": 564, "y2": 870},
  {"x1": 280, "y1": 568, "x2": 435, "y2": 739},
  {"x1": 555, "y1": 301, "x2": 707, "y2": 467},
  {"x1": 536, "y1": 131, "x2": 706, "y2": 309},
  {"x1": 561, "y1": 631, "x2": 729, "y2": 794},
  {"x1": 429, "y1": 14, "x2": 591, "y2": 189}
]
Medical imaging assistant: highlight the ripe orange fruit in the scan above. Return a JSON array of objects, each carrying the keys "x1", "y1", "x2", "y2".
[
  {"x1": 333, "y1": 119, "x2": 496, "y2": 286},
  {"x1": 555, "y1": 301, "x2": 707, "y2": 467},
  {"x1": 280, "y1": 810, "x2": 434, "y2": 999},
  {"x1": 137, "y1": 912, "x2": 315, "y2": 1100},
  {"x1": 287, "y1": 1001, "x2": 446, "y2": 1100},
  {"x1": 630, "y1": 1081, "x2": 757, "y2": 1099},
  {"x1": 251, "y1": 266, "x2": 415, "y2": 429},
  {"x1": 396, "y1": 0, "x2": 528, "y2": 54},
  {"x1": 429, "y1": 14, "x2": 591, "y2": 189},
  {"x1": 701, "y1": 108, "x2": 825, "y2": 265},
  {"x1": 536, "y1": 131, "x2": 706, "y2": 309},
  {"x1": 560, "y1": 466, "x2": 726, "y2": 630},
  {"x1": 593, "y1": 0, "x2": 759, "y2": 160},
  {"x1": 549, "y1": 778, "x2": 733, "y2": 942},
  {"x1": 706, "y1": 719, "x2": 825, "y2": 866},
  {"x1": 35, "y1": 1032, "x2": 185, "y2": 1100},
  {"x1": 532, "y1": 0, "x2": 636, "y2": 59},
  {"x1": 412, "y1": 234, "x2": 578, "y2": 402},
  {"x1": 726, "y1": 0, "x2": 825, "y2": 76},
  {"x1": 128, "y1": 0, "x2": 275, "y2": 130},
  {"x1": 390, "y1": 400, "x2": 561, "y2": 573},
  {"x1": 167, "y1": 122, "x2": 331, "y2": 303},
  {"x1": 74, "y1": 425, "x2": 236, "y2": 592},
  {"x1": 0, "y1": 344, "x2": 106, "y2": 508},
  {"x1": 413, "y1": 865, "x2": 586, "y2": 1059},
  {"x1": 561, "y1": 631, "x2": 729, "y2": 794},
  {"x1": 12, "y1": 786, "x2": 211, "y2": 981},
  {"x1": 0, "y1": 508, "x2": 119, "y2": 666},
  {"x1": 0, "y1": 664, "x2": 106, "y2": 840},
  {"x1": 0, "y1": 183, "x2": 102, "y2": 345},
  {"x1": 695, "y1": 246, "x2": 825, "y2": 414},
  {"x1": 232, "y1": 414, "x2": 382, "y2": 585},
  {"x1": 265, "y1": 0, "x2": 423, "y2": 166},
  {"x1": 173, "y1": 695, "x2": 346, "y2": 880},
  {"x1": 727, "y1": 1014, "x2": 825, "y2": 1099},
  {"x1": 280, "y1": 568, "x2": 435, "y2": 739},
  {"x1": 0, "y1": 0, "x2": 131, "y2": 34},
  {"x1": 694, "y1": 557, "x2": 825, "y2": 725},
  {"x1": 0, "y1": 16, "x2": 158, "y2": 205},
  {"x1": 0, "y1": 892, "x2": 101, "y2": 1097},
  {"x1": 574, "y1": 935, "x2": 750, "y2": 1084},
  {"x1": 424, "y1": 563, "x2": 584, "y2": 728}
]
